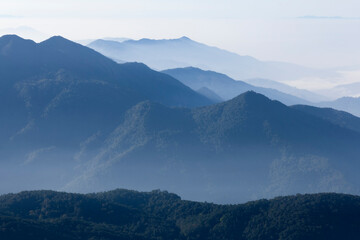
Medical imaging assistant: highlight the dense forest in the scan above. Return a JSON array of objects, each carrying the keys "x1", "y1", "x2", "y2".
[{"x1": 0, "y1": 189, "x2": 360, "y2": 239}]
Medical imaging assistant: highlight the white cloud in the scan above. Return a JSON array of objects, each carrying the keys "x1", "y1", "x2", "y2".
[{"x1": 0, "y1": 14, "x2": 19, "y2": 18}]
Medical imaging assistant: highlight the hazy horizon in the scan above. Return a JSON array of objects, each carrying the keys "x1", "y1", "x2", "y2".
[{"x1": 0, "y1": 0, "x2": 359, "y2": 70}]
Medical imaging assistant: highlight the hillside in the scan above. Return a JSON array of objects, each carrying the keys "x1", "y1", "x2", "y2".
[
  {"x1": 197, "y1": 87, "x2": 223, "y2": 102},
  {"x1": 65, "y1": 92, "x2": 360, "y2": 202},
  {"x1": 0, "y1": 189, "x2": 360, "y2": 240},
  {"x1": 292, "y1": 105, "x2": 360, "y2": 133}
]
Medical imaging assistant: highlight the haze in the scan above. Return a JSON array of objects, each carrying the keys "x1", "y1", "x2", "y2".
[{"x1": 1, "y1": 0, "x2": 359, "y2": 69}]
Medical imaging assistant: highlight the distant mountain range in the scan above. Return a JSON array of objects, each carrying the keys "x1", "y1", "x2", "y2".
[
  {"x1": 318, "y1": 96, "x2": 360, "y2": 117},
  {"x1": 292, "y1": 105, "x2": 360, "y2": 133},
  {"x1": 315, "y1": 80, "x2": 360, "y2": 100},
  {"x1": 87, "y1": 37, "x2": 337, "y2": 81},
  {"x1": 1, "y1": 34, "x2": 360, "y2": 203},
  {"x1": 330, "y1": 82, "x2": 360, "y2": 97},
  {"x1": 244, "y1": 77, "x2": 329, "y2": 102},
  {"x1": 1, "y1": 189, "x2": 360, "y2": 240},
  {"x1": 76, "y1": 37, "x2": 131, "y2": 47},
  {"x1": 163, "y1": 67, "x2": 312, "y2": 105}
]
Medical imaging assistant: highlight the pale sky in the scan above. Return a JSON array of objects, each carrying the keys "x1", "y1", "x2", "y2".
[{"x1": 0, "y1": 0, "x2": 359, "y2": 68}]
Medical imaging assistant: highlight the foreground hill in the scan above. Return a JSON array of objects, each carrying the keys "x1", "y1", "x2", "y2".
[
  {"x1": 163, "y1": 67, "x2": 311, "y2": 105},
  {"x1": 88, "y1": 37, "x2": 336, "y2": 81},
  {"x1": 0, "y1": 189, "x2": 360, "y2": 240}
]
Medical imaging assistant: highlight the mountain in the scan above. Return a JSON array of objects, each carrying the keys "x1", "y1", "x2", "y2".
[
  {"x1": 318, "y1": 81, "x2": 360, "y2": 99},
  {"x1": 0, "y1": 34, "x2": 212, "y2": 194},
  {"x1": 77, "y1": 37, "x2": 131, "y2": 46},
  {"x1": 163, "y1": 67, "x2": 310, "y2": 105},
  {"x1": 1, "y1": 189, "x2": 360, "y2": 240},
  {"x1": 87, "y1": 37, "x2": 337, "y2": 81},
  {"x1": 318, "y1": 97, "x2": 360, "y2": 117},
  {"x1": 292, "y1": 105, "x2": 360, "y2": 133},
  {"x1": 2, "y1": 34, "x2": 360, "y2": 203},
  {"x1": 0, "y1": 34, "x2": 212, "y2": 152},
  {"x1": 64, "y1": 92, "x2": 360, "y2": 202},
  {"x1": 0, "y1": 34, "x2": 211, "y2": 108},
  {"x1": 244, "y1": 78, "x2": 328, "y2": 102}
]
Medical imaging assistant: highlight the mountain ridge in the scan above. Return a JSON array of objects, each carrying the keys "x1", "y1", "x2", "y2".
[
  {"x1": 292, "y1": 105, "x2": 360, "y2": 133},
  {"x1": 1, "y1": 34, "x2": 360, "y2": 203},
  {"x1": 0, "y1": 34, "x2": 212, "y2": 109},
  {"x1": 88, "y1": 37, "x2": 337, "y2": 81},
  {"x1": 319, "y1": 96, "x2": 360, "y2": 117},
  {"x1": 163, "y1": 67, "x2": 311, "y2": 105}
]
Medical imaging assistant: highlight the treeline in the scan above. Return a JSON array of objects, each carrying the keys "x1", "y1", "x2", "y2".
[{"x1": 0, "y1": 189, "x2": 360, "y2": 239}]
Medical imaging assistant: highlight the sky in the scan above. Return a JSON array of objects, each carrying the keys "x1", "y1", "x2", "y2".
[{"x1": 0, "y1": 0, "x2": 359, "y2": 69}]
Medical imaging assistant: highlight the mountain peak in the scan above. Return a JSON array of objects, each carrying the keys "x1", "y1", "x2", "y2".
[
  {"x1": 0, "y1": 34, "x2": 24, "y2": 41},
  {"x1": 216, "y1": 91, "x2": 283, "y2": 112},
  {"x1": 91, "y1": 39, "x2": 115, "y2": 44},
  {"x1": 238, "y1": 90, "x2": 264, "y2": 98},
  {"x1": 0, "y1": 34, "x2": 37, "y2": 55},
  {"x1": 46, "y1": 35, "x2": 69, "y2": 41},
  {"x1": 179, "y1": 36, "x2": 191, "y2": 41},
  {"x1": 195, "y1": 91, "x2": 279, "y2": 117},
  {"x1": 40, "y1": 35, "x2": 81, "y2": 48},
  {"x1": 0, "y1": 34, "x2": 36, "y2": 45},
  {"x1": 127, "y1": 36, "x2": 193, "y2": 45},
  {"x1": 183, "y1": 66, "x2": 203, "y2": 71},
  {"x1": 233, "y1": 91, "x2": 268, "y2": 100}
]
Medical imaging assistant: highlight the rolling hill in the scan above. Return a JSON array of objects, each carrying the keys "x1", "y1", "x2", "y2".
[{"x1": 0, "y1": 189, "x2": 360, "y2": 240}]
